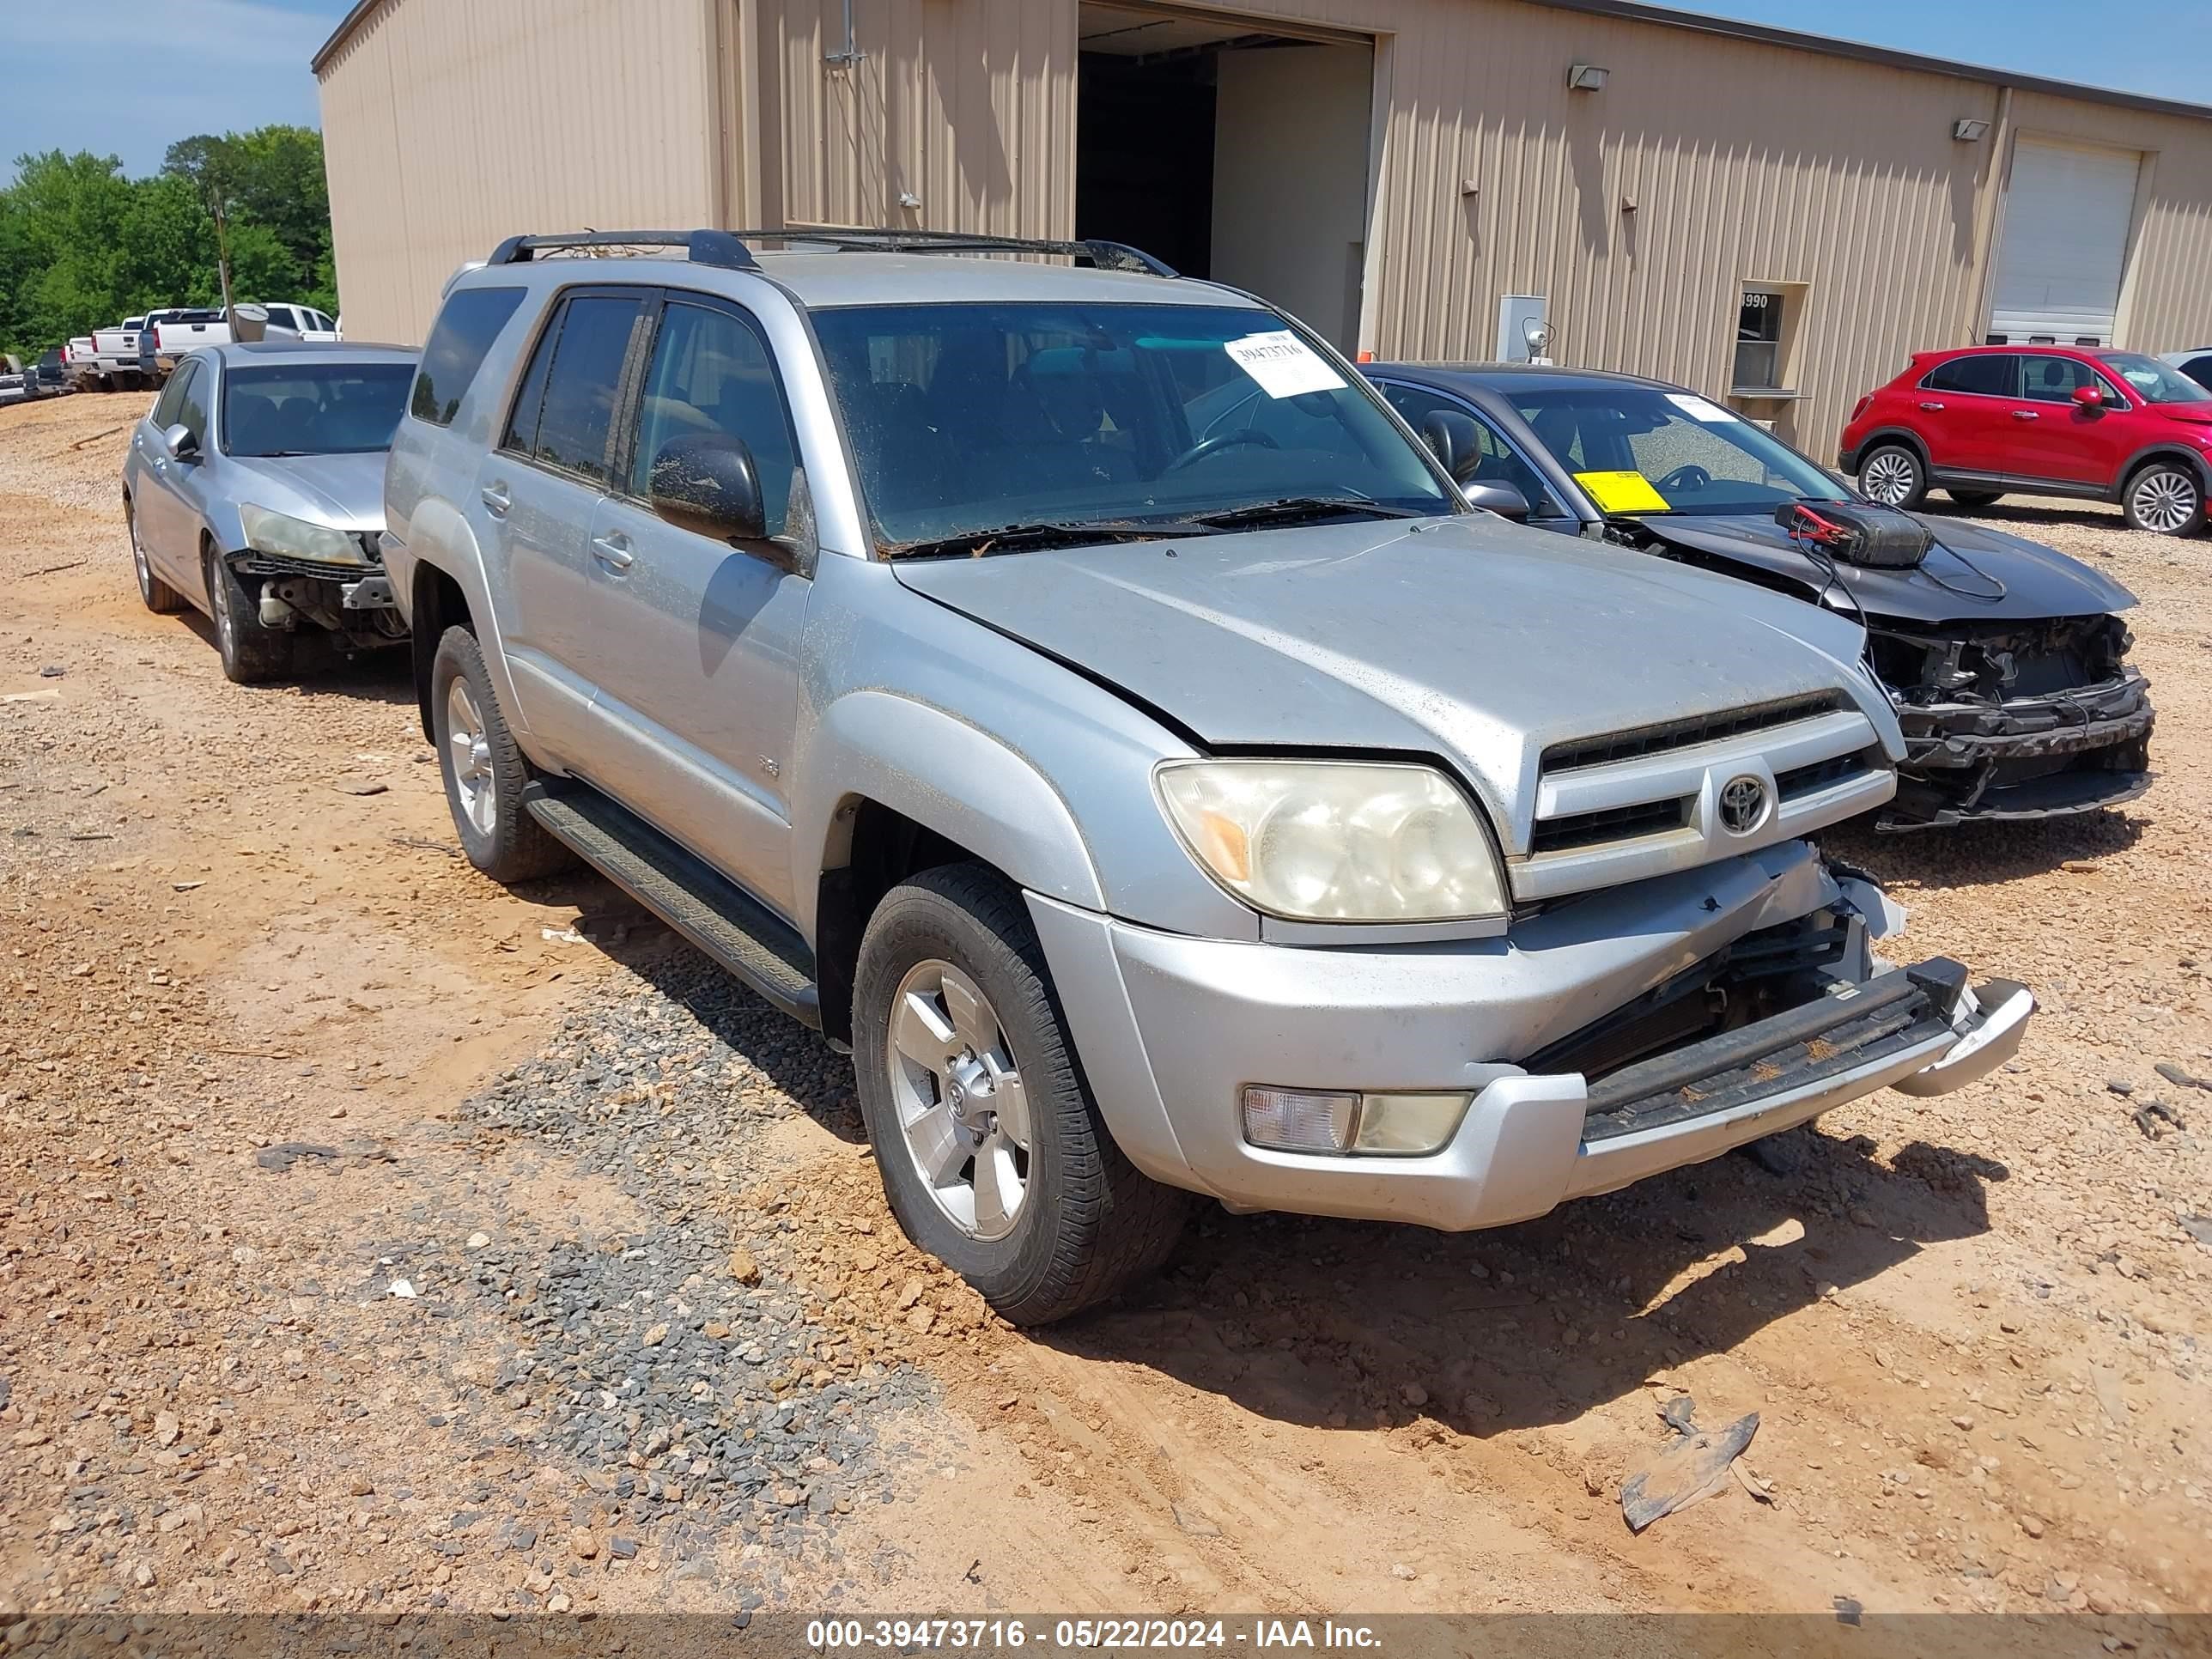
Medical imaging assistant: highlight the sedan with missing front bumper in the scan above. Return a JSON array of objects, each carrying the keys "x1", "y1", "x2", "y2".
[{"x1": 1030, "y1": 839, "x2": 2032, "y2": 1232}]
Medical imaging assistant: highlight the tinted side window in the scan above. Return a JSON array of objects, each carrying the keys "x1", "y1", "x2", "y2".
[
  {"x1": 410, "y1": 285, "x2": 527, "y2": 427},
  {"x1": 627, "y1": 301, "x2": 799, "y2": 535},
  {"x1": 1922, "y1": 356, "x2": 2016, "y2": 397},
  {"x1": 521, "y1": 294, "x2": 648, "y2": 485},
  {"x1": 2185, "y1": 356, "x2": 2212, "y2": 391},
  {"x1": 1378, "y1": 382, "x2": 1562, "y2": 516},
  {"x1": 151, "y1": 361, "x2": 198, "y2": 428},
  {"x1": 177, "y1": 366, "x2": 211, "y2": 448}
]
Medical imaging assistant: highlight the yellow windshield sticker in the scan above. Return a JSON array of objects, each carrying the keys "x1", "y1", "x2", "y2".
[{"x1": 1574, "y1": 470, "x2": 1670, "y2": 514}]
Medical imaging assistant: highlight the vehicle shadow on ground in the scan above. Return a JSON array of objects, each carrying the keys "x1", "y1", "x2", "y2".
[
  {"x1": 567, "y1": 915, "x2": 871, "y2": 1140},
  {"x1": 169, "y1": 612, "x2": 421, "y2": 707},
  {"x1": 1049, "y1": 1125, "x2": 2005, "y2": 1438},
  {"x1": 1828, "y1": 806, "x2": 2146, "y2": 892},
  {"x1": 1921, "y1": 500, "x2": 2125, "y2": 535}
]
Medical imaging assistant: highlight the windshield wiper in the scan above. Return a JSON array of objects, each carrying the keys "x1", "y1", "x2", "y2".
[
  {"x1": 1191, "y1": 495, "x2": 1423, "y2": 529},
  {"x1": 884, "y1": 518, "x2": 1217, "y2": 560}
]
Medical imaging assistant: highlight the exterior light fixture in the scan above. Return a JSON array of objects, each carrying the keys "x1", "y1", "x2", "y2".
[
  {"x1": 1567, "y1": 63, "x2": 1609, "y2": 91},
  {"x1": 1953, "y1": 118, "x2": 1990, "y2": 142}
]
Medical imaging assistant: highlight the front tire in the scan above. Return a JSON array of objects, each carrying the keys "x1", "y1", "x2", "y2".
[
  {"x1": 854, "y1": 863, "x2": 1192, "y2": 1325},
  {"x1": 2122, "y1": 460, "x2": 2204, "y2": 536},
  {"x1": 127, "y1": 498, "x2": 185, "y2": 613},
  {"x1": 428, "y1": 625, "x2": 573, "y2": 881},
  {"x1": 203, "y1": 544, "x2": 293, "y2": 683},
  {"x1": 1858, "y1": 444, "x2": 1927, "y2": 509}
]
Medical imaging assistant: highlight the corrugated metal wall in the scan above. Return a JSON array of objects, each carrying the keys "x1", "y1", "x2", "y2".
[
  {"x1": 763, "y1": 0, "x2": 1078, "y2": 235},
  {"x1": 319, "y1": 0, "x2": 725, "y2": 343},
  {"x1": 317, "y1": 0, "x2": 2212, "y2": 450}
]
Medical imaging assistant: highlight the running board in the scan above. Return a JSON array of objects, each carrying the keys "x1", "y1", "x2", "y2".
[{"x1": 524, "y1": 782, "x2": 821, "y2": 1028}]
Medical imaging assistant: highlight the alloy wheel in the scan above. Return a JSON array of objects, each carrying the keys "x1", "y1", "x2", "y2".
[
  {"x1": 209, "y1": 556, "x2": 237, "y2": 655},
  {"x1": 886, "y1": 959, "x2": 1032, "y2": 1242},
  {"x1": 2130, "y1": 467, "x2": 2197, "y2": 534},
  {"x1": 444, "y1": 678, "x2": 497, "y2": 836},
  {"x1": 1861, "y1": 451, "x2": 1917, "y2": 506}
]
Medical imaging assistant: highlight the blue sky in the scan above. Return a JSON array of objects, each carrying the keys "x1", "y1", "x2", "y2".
[{"x1": 1, "y1": 0, "x2": 2207, "y2": 184}]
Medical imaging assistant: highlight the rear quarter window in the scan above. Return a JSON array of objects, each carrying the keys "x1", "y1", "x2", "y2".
[{"x1": 410, "y1": 286, "x2": 527, "y2": 428}]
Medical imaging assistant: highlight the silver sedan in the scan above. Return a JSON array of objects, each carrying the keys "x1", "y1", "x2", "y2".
[{"x1": 121, "y1": 341, "x2": 419, "y2": 682}]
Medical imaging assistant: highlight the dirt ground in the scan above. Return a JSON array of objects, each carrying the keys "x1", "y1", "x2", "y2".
[{"x1": 1, "y1": 390, "x2": 2207, "y2": 1624}]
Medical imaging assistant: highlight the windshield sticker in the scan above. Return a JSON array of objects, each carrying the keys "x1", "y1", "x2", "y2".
[
  {"x1": 1224, "y1": 330, "x2": 1346, "y2": 398},
  {"x1": 1574, "y1": 470, "x2": 1671, "y2": 514},
  {"x1": 1665, "y1": 392, "x2": 1739, "y2": 423}
]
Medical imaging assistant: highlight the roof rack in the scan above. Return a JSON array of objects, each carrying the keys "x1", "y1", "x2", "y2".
[
  {"x1": 738, "y1": 226, "x2": 1179, "y2": 277},
  {"x1": 484, "y1": 230, "x2": 759, "y2": 270}
]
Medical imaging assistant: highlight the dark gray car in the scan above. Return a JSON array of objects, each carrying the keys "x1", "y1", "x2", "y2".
[
  {"x1": 121, "y1": 341, "x2": 419, "y2": 681},
  {"x1": 1366, "y1": 363, "x2": 2154, "y2": 829}
]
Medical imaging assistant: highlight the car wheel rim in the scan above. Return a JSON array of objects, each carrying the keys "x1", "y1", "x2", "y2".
[
  {"x1": 2133, "y1": 469, "x2": 2196, "y2": 532},
  {"x1": 887, "y1": 959, "x2": 1031, "y2": 1243},
  {"x1": 1863, "y1": 453, "x2": 1916, "y2": 504},
  {"x1": 444, "y1": 679, "x2": 497, "y2": 836}
]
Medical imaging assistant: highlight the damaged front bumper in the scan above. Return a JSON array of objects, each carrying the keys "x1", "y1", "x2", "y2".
[
  {"x1": 1887, "y1": 669, "x2": 2154, "y2": 829},
  {"x1": 1027, "y1": 841, "x2": 2033, "y2": 1231}
]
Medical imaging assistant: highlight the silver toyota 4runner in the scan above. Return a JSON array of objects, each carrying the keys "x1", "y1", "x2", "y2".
[{"x1": 382, "y1": 228, "x2": 2033, "y2": 1325}]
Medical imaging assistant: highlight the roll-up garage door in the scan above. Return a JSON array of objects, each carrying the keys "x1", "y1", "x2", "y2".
[{"x1": 1988, "y1": 138, "x2": 2142, "y2": 345}]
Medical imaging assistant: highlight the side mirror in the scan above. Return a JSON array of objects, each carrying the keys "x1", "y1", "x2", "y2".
[
  {"x1": 161, "y1": 422, "x2": 198, "y2": 462},
  {"x1": 1419, "y1": 410, "x2": 1486, "y2": 483},
  {"x1": 2072, "y1": 384, "x2": 2105, "y2": 408},
  {"x1": 647, "y1": 432, "x2": 773, "y2": 553},
  {"x1": 1461, "y1": 479, "x2": 1531, "y2": 520}
]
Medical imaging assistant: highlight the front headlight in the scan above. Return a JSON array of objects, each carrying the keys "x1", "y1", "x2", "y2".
[
  {"x1": 1155, "y1": 759, "x2": 1506, "y2": 923},
  {"x1": 240, "y1": 503, "x2": 366, "y2": 566}
]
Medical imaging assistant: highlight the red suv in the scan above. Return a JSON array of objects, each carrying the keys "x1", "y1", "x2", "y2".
[{"x1": 1838, "y1": 345, "x2": 2212, "y2": 535}]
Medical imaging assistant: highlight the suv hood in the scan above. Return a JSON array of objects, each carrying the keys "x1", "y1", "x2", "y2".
[
  {"x1": 893, "y1": 515, "x2": 1896, "y2": 853},
  {"x1": 1630, "y1": 510, "x2": 2137, "y2": 625}
]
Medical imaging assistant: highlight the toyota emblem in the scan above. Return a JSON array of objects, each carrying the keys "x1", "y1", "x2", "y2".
[{"x1": 1717, "y1": 775, "x2": 1771, "y2": 836}]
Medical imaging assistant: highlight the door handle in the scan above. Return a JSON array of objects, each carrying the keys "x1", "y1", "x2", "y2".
[
  {"x1": 590, "y1": 532, "x2": 635, "y2": 571},
  {"x1": 1917, "y1": 400, "x2": 1945, "y2": 410},
  {"x1": 480, "y1": 481, "x2": 511, "y2": 517},
  {"x1": 2012, "y1": 410, "x2": 2039, "y2": 421}
]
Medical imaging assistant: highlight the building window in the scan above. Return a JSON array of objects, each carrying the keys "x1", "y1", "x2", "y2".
[{"x1": 1733, "y1": 288, "x2": 1785, "y2": 392}]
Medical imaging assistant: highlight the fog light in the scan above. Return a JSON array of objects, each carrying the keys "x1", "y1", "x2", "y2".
[
  {"x1": 1352, "y1": 1091, "x2": 1474, "y2": 1156},
  {"x1": 1241, "y1": 1087, "x2": 1474, "y2": 1157},
  {"x1": 1242, "y1": 1086, "x2": 1357, "y2": 1153}
]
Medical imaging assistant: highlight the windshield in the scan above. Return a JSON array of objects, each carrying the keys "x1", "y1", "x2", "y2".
[
  {"x1": 222, "y1": 362, "x2": 414, "y2": 457},
  {"x1": 2100, "y1": 352, "x2": 2212, "y2": 405},
  {"x1": 810, "y1": 301, "x2": 1455, "y2": 550},
  {"x1": 1514, "y1": 386, "x2": 1850, "y2": 516}
]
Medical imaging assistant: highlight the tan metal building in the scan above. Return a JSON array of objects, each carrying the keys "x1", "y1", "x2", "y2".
[{"x1": 314, "y1": 0, "x2": 2212, "y2": 451}]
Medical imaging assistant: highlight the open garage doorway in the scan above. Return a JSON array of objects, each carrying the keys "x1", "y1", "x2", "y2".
[{"x1": 1076, "y1": 3, "x2": 1376, "y2": 352}]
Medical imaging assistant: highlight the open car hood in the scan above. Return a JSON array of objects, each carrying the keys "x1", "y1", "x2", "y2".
[
  {"x1": 893, "y1": 514, "x2": 1893, "y2": 853},
  {"x1": 1627, "y1": 510, "x2": 2137, "y2": 626}
]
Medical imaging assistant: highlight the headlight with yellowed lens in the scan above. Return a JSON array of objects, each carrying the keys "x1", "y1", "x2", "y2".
[
  {"x1": 239, "y1": 502, "x2": 367, "y2": 566},
  {"x1": 1155, "y1": 759, "x2": 1506, "y2": 923}
]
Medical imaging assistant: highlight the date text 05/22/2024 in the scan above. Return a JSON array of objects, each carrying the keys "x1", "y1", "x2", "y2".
[{"x1": 805, "y1": 1619, "x2": 1384, "y2": 1651}]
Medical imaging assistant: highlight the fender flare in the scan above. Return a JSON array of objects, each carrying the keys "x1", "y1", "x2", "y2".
[
  {"x1": 1849, "y1": 427, "x2": 1930, "y2": 471},
  {"x1": 793, "y1": 690, "x2": 1107, "y2": 938},
  {"x1": 401, "y1": 495, "x2": 538, "y2": 750},
  {"x1": 2115, "y1": 441, "x2": 2210, "y2": 491}
]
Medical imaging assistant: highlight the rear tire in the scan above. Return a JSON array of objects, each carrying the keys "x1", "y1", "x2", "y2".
[
  {"x1": 127, "y1": 499, "x2": 185, "y2": 614},
  {"x1": 203, "y1": 544, "x2": 293, "y2": 684},
  {"x1": 2122, "y1": 460, "x2": 2204, "y2": 536},
  {"x1": 1857, "y1": 444, "x2": 1927, "y2": 510},
  {"x1": 428, "y1": 625, "x2": 574, "y2": 881},
  {"x1": 853, "y1": 862, "x2": 1193, "y2": 1326},
  {"x1": 1947, "y1": 489, "x2": 2003, "y2": 509}
]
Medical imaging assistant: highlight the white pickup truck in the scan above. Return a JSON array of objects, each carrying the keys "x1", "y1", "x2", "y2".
[
  {"x1": 149, "y1": 309, "x2": 230, "y2": 371},
  {"x1": 88, "y1": 317, "x2": 155, "y2": 389}
]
